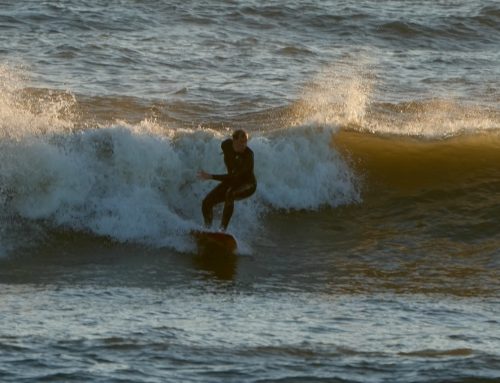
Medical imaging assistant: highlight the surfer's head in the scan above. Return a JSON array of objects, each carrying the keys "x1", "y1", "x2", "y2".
[{"x1": 232, "y1": 129, "x2": 248, "y2": 153}]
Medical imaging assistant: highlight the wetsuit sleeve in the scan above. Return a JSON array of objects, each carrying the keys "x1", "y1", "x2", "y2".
[{"x1": 212, "y1": 150, "x2": 254, "y2": 183}]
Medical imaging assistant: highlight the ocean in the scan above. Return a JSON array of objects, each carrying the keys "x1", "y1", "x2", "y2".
[{"x1": 0, "y1": 1, "x2": 499, "y2": 382}]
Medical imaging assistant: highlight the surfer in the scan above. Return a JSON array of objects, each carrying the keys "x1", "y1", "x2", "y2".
[{"x1": 198, "y1": 129, "x2": 257, "y2": 231}]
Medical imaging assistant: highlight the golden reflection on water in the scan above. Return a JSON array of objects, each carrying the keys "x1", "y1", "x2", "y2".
[{"x1": 326, "y1": 237, "x2": 499, "y2": 297}]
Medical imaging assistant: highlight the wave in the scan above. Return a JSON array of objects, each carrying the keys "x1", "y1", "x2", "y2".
[
  {"x1": 469, "y1": 5, "x2": 500, "y2": 32},
  {"x1": 372, "y1": 5, "x2": 500, "y2": 48},
  {"x1": 378, "y1": 20, "x2": 481, "y2": 40},
  {"x1": 400, "y1": 348, "x2": 474, "y2": 357},
  {"x1": 378, "y1": 21, "x2": 423, "y2": 37},
  {"x1": 0, "y1": 124, "x2": 358, "y2": 254},
  {"x1": 0, "y1": 70, "x2": 359, "y2": 255}
]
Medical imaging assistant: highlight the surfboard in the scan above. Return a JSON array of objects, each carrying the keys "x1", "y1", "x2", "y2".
[{"x1": 191, "y1": 230, "x2": 238, "y2": 253}]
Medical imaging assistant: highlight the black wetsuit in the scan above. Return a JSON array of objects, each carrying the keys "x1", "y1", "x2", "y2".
[{"x1": 202, "y1": 138, "x2": 257, "y2": 230}]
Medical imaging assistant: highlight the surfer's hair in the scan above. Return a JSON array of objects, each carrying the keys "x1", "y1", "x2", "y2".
[{"x1": 232, "y1": 129, "x2": 248, "y2": 140}]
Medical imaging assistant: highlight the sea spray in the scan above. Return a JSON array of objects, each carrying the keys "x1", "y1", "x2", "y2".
[
  {"x1": 361, "y1": 99, "x2": 500, "y2": 137},
  {"x1": 0, "y1": 64, "x2": 76, "y2": 140},
  {"x1": 295, "y1": 55, "x2": 376, "y2": 128}
]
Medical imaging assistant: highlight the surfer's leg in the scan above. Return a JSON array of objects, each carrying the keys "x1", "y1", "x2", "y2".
[
  {"x1": 221, "y1": 200, "x2": 234, "y2": 230},
  {"x1": 233, "y1": 183, "x2": 257, "y2": 201},
  {"x1": 202, "y1": 183, "x2": 228, "y2": 228},
  {"x1": 221, "y1": 183, "x2": 256, "y2": 230}
]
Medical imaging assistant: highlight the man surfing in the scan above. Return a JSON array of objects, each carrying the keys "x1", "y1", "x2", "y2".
[{"x1": 198, "y1": 129, "x2": 257, "y2": 231}]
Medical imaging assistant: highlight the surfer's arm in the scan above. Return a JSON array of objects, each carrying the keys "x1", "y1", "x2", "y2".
[{"x1": 198, "y1": 170, "x2": 229, "y2": 181}]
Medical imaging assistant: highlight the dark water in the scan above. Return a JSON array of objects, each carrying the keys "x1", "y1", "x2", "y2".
[{"x1": 1, "y1": 1, "x2": 499, "y2": 382}]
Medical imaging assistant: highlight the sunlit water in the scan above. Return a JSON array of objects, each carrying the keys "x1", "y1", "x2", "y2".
[
  {"x1": 2, "y1": 283, "x2": 498, "y2": 383},
  {"x1": 1, "y1": 0, "x2": 499, "y2": 382}
]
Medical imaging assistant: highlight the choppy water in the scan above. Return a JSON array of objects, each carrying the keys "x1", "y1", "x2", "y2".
[{"x1": 1, "y1": 1, "x2": 499, "y2": 382}]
